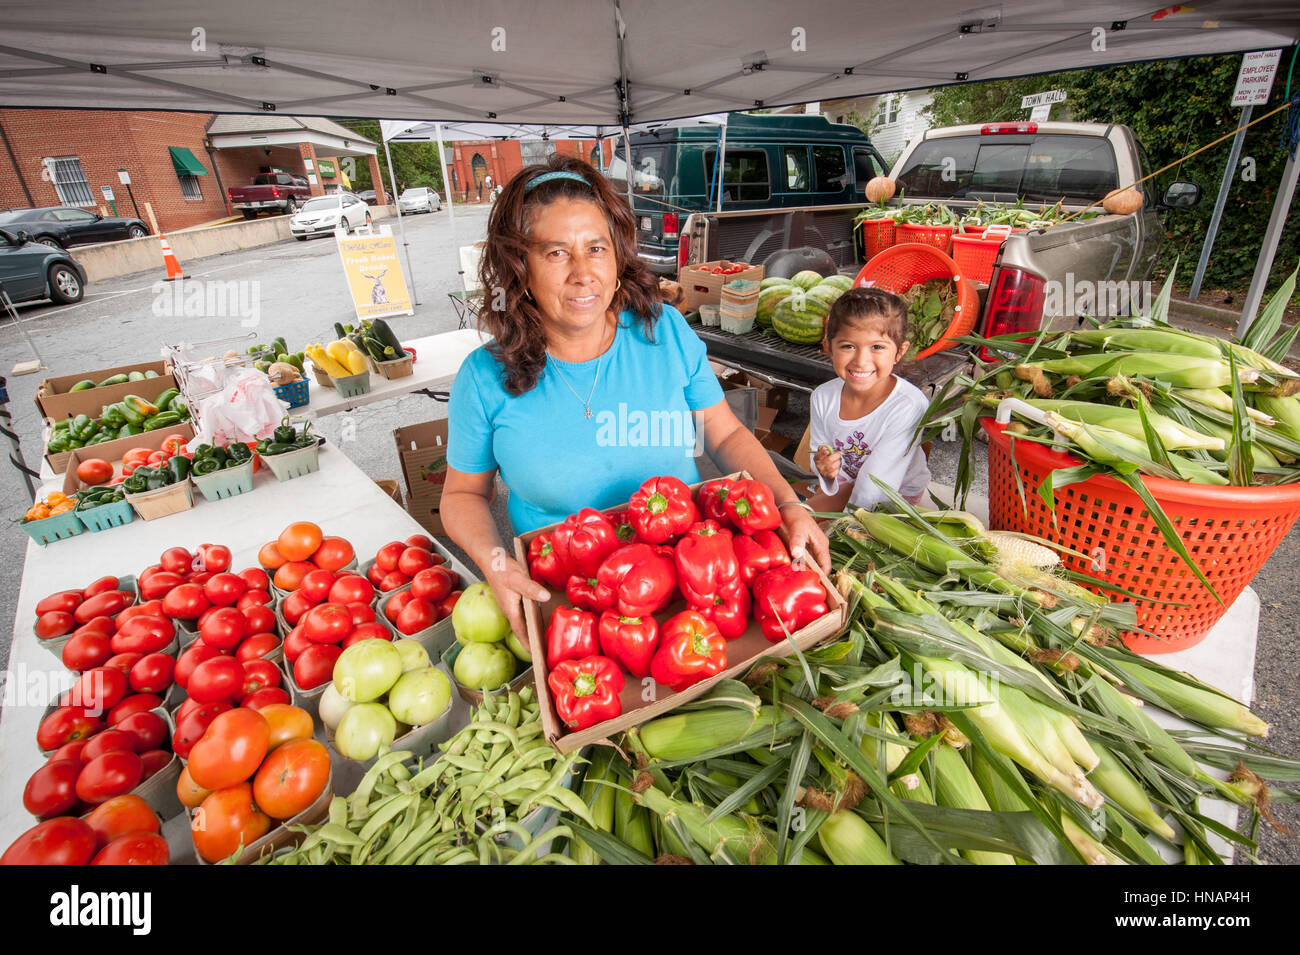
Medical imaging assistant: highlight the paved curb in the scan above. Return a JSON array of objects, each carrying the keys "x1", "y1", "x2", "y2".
[{"x1": 1168, "y1": 297, "x2": 1241, "y2": 328}]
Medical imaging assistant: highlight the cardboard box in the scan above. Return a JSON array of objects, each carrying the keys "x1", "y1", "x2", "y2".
[
  {"x1": 35, "y1": 360, "x2": 173, "y2": 422},
  {"x1": 44, "y1": 376, "x2": 187, "y2": 475},
  {"x1": 60, "y1": 422, "x2": 197, "y2": 497},
  {"x1": 394, "y1": 420, "x2": 449, "y2": 536},
  {"x1": 513, "y1": 472, "x2": 849, "y2": 753},
  {"x1": 680, "y1": 260, "x2": 764, "y2": 312},
  {"x1": 718, "y1": 368, "x2": 789, "y2": 412}
]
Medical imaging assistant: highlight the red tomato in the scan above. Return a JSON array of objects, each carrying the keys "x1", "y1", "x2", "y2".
[
  {"x1": 191, "y1": 783, "x2": 271, "y2": 864},
  {"x1": 258, "y1": 540, "x2": 287, "y2": 571},
  {"x1": 235, "y1": 632, "x2": 281, "y2": 662},
  {"x1": 342, "y1": 623, "x2": 393, "y2": 647},
  {"x1": 62, "y1": 629, "x2": 113, "y2": 672},
  {"x1": 76, "y1": 751, "x2": 143, "y2": 804},
  {"x1": 273, "y1": 560, "x2": 317, "y2": 592},
  {"x1": 171, "y1": 700, "x2": 231, "y2": 759},
  {"x1": 348, "y1": 602, "x2": 377, "y2": 626},
  {"x1": 115, "y1": 601, "x2": 165, "y2": 625},
  {"x1": 312, "y1": 536, "x2": 355, "y2": 572},
  {"x1": 83, "y1": 793, "x2": 159, "y2": 849},
  {"x1": 23, "y1": 759, "x2": 82, "y2": 818},
  {"x1": 175, "y1": 766, "x2": 210, "y2": 809},
  {"x1": 188, "y1": 656, "x2": 247, "y2": 703},
  {"x1": 281, "y1": 589, "x2": 314, "y2": 626},
  {"x1": 36, "y1": 589, "x2": 84, "y2": 616},
  {"x1": 236, "y1": 590, "x2": 273, "y2": 611},
  {"x1": 1, "y1": 817, "x2": 97, "y2": 865},
  {"x1": 299, "y1": 568, "x2": 338, "y2": 604},
  {"x1": 136, "y1": 563, "x2": 164, "y2": 584},
  {"x1": 283, "y1": 626, "x2": 313, "y2": 664},
  {"x1": 405, "y1": 533, "x2": 435, "y2": 550},
  {"x1": 162, "y1": 583, "x2": 209, "y2": 621},
  {"x1": 92, "y1": 831, "x2": 169, "y2": 865},
  {"x1": 174, "y1": 643, "x2": 222, "y2": 691},
  {"x1": 293, "y1": 644, "x2": 342, "y2": 690},
  {"x1": 259, "y1": 704, "x2": 314, "y2": 749},
  {"x1": 278, "y1": 522, "x2": 324, "y2": 562},
  {"x1": 159, "y1": 546, "x2": 194, "y2": 575},
  {"x1": 190, "y1": 571, "x2": 214, "y2": 586},
  {"x1": 254, "y1": 738, "x2": 330, "y2": 819},
  {"x1": 102, "y1": 652, "x2": 143, "y2": 675},
  {"x1": 111, "y1": 615, "x2": 175, "y2": 655},
  {"x1": 366, "y1": 562, "x2": 386, "y2": 587},
  {"x1": 380, "y1": 571, "x2": 412, "y2": 593},
  {"x1": 203, "y1": 572, "x2": 246, "y2": 606},
  {"x1": 73, "y1": 591, "x2": 133, "y2": 625},
  {"x1": 140, "y1": 750, "x2": 172, "y2": 781},
  {"x1": 240, "y1": 659, "x2": 282, "y2": 700},
  {"x1": 199, "y1": 606, "x2": 246, "y2": 652},
  {"x1": 128, "y1": 653, "x2": 174, "y2": 694},
  {"x1": 35, "y1": 611, "x2": 76, "y2": 641},
  {"x1": 106, "y1": 693, "x2": 162, "y2": 725},
  {"x1": 82, "y1": 575, "x2": 122, "y2": 598},
  {"x1": 196, "y1": 543, "x2": 232, "y2": 574},
  {"x1": 374, "y1": 541, "x2": 406, "y2": 574},
  {"x1": 72, "y1": 615, "x2": 116, "y2": 638},
  {"x1": 302, "y1": 603, "x2": 354, "y2": 644},
  {"x1": 396, "y1": 597, "x2": 437, "y2": 636},
  {"x1": 82, "y1": 729, "x2": 139, "y2": 762},
  {"x1": 241, "y1": 687, "x2": 291, "y2": 710},
  {"x1": 70, "y1": 666, "x2": 128, "y2": 713},
  {"x1": 187, "y1": 708, "x2": 270, "y2": 790},
  {"x1": 238, "y1": 567, "x2": 271, "y2": 592},
  {"x1": 384, "y1": 590, "x2": 414, "y2": 624},
  {"x1": 330, "y1": 574, "x2": 375, "y2": 606},
  {"x1": 139, "y1": 570, "x2": 185, "y2": 602},
  {"x1": 48, "y1": 740, "x2": 88, "y2": 762},
  {"x1": 115, "y1": 711, "x2": 168, "y2": 752},
  {"x1": 398, "y1": 546, "x2": 436, "y2": 578},
  {"x1": 411, "y1": 565, "x2": 457, "y2": 603},
  {"x1": 438, "y1": 590, "x2": 463, "y2": 619}
]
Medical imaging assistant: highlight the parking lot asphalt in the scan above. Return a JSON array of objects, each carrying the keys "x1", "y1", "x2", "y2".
[{"x1": 1, "y1": 204, "x2": 1295, "y2": 861}]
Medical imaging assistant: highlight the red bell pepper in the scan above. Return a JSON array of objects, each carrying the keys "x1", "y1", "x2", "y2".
[
  {"x1": 696, "y1": 478, "x2": 737, "y2": 528},
  {"x1": 674, "y1": 520, "x2": 740, "y2": 606},
  {"x1": 751, "y1": 565, "x2": 830, "y2": 643},
  {"x1": 527, "y1": 532, "x2": 570, "y2": 589},
  {"x1": 597, "y1": 543, "x2": 677, "y2": 618},
  {"x1": 628, "y1": 476, "x2": 699, "y2": 544},
  {"x1": 733, "y1": 529, "x2": 791, "y2": 586},
  {"x1": 548, "y1": 656, "x2": 624, "y2": 731},
  {"x1": 597, "y1": 611, "x2": 659, "y2": 678},
  {"x1": 552, "y1": 508, "x2": 620, "y2": 578},
  {"x1": 650, "y1": 611, "x2": 727, "y2": 692},
  {"x1": 608, "y1": 509, "x2": 637, "y2": 544},
  {"x1": 722, "y1": 479, "x2": 783, "y2": 535},
  {"x1": 545, "y1": 606, "x2": 600, "y2": 669},
  {"x1": 695, "y1": 579, "x2": 751, "y2": 640},
  {"x1": 566, "y1": 574, "x2": 616, "y2": 614}
]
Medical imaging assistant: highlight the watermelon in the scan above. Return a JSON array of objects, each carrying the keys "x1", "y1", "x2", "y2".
[
  {"x1": 759, "y1": 276, "x2": 794, "y2": 290},
  {"x1": 772, "y1": 295, "x2": 831, "y2": 344},
  {"x1": 756, "y1": 287, "x2": 793, "y2": 328},
  {"x1": 806, "y1": 286, "x2": 844, "y2": 313},
  {"x1": 790, "y1": 270, "x2": 825, "y2": 290},
  {"x1": 820, "y1": 274, "x2": 853, "y2": 292}
]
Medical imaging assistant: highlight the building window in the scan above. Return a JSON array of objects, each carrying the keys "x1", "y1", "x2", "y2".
[
  {"x1": 47, "y1": 156, "x2": 94, "y2": 206},
  {"x1": 179, "y1": 175, "x2": 202, "y2": 200},
  {"x1": 878, "y1": 97, "x2": 899, "y2": 126}
]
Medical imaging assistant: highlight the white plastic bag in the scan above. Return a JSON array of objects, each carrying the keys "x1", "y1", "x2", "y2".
[{"x1": 188, "y1": 368, "x2": 288, "y2": 450}]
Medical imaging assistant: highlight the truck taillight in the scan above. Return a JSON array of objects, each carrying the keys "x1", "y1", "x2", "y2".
[
  {"x1": 227, "y1": 189, "x2": 234, "y2": 200},
  {"x1": 678, "y1": 234, "x2": 690, "y2": 270},
  {"x1": 663, "y1": 212, "x2": 678, "y2": 239},
  {"x1": 980, "y1": 267, "x2": 1046, "y2": 362},
  {"x1": 272, "y1": 187, "x2": 280, "y2": 198},
  {"x1": 980, "y1": 122, "x2": 1038, "y2": 135}
]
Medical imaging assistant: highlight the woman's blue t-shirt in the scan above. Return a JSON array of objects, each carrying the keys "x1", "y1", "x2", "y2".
[{"x1": 447, "y1": 304, "x2": 725, "y2": 534}]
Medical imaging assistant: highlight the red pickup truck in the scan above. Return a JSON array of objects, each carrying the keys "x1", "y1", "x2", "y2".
[{"x1": 227, "y1": 173, "x2": 312, "y2": 219}]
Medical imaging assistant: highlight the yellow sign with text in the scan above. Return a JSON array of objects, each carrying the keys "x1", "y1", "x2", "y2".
[{"x1": 336, "y1": 231, "x2": 413, "y2": 320}]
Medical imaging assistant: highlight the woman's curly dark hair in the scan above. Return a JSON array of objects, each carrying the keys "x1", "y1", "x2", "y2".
[{"x1": 477, "y1": 154, "x2": 663, "y2": 395}]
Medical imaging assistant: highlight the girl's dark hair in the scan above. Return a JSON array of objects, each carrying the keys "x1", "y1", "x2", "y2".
[
  {"x1": 477, "y1": 154, "x2": 663, "y2": 395},
  {"x1": 823, "y1": 287, "x2": 909, "y2": 351}
]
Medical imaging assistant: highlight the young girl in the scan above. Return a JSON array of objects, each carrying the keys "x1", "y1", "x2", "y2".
[{"x1": 806, "y1": 287, "x2": 931, "y2": 512}]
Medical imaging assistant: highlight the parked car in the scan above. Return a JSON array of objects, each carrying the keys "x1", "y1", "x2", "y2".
[
  {"x1": 359, "y1": 190, "x2": 390, "y2": 206},
  {"x1": 228, "y1": 172, "x2": 313, "y2": 219},
  {"x1": 289, "y1": 193, "x2": 373, "y2": 240},
  {"x1": 0, "y1": 228, "x2": 87, "y2": 304},
  {"x1": 0, "y1": 207, "x2": 149, "y2": 250},
  {"x1": 398, "y1": 187, "x2": 441, "y2": 214}
]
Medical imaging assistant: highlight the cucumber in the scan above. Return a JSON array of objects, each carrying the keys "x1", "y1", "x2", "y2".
[
  {"x1": 69, "y1": 379, "x2": 96, "y2": 392},
  {"x1": 128, "y1": 371, "x2": 145, "y2": 382},
  {"x1": 334, "y1": 323, "x2": 348, "y2": 340},
  {"x1": 144, "y1": 369, "x2": 159, "y2": 379},
  {"x1": 370, "y1": 318, "x2": 404, "y2": 353},
  {"x1": 98, "y1": 374, "x2": 129, "y2": 387},
  {"x1": 362, "y1": 336, "x2": 389, "y2": 362}
]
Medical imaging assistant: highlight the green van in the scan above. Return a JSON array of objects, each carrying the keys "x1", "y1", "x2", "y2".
[{"x1": 621, "y1": 112, "x2": 888, "y2": 274}]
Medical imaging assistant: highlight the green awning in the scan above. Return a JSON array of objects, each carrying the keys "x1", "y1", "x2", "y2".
[{"x1": 169, "y1": 146, "x2": 208, "y2": 177}]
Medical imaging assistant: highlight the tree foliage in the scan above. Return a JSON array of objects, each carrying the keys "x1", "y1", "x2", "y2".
[{"x1": 335, "y1": 120, "x2": 445, "y2": 198}]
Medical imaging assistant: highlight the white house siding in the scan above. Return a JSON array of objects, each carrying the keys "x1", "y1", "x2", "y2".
[{"x1": 824, "y1": 91, "x2": 935, "y2": 168}]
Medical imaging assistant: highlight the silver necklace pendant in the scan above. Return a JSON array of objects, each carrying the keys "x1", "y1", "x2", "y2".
[{"x1": 584, "y1": 407, "x2": 593, "y2": 419}]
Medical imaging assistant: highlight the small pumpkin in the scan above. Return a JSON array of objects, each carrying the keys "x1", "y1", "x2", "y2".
[
  {"x1": 1102, "y1": 188, "x2": 1143, "y2": 216},
  {"x1": 864, "y1": 176, "x2": 897, "y2": 204}
]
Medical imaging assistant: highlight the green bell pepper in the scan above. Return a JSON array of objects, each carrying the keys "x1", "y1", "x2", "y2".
[
  {"x1": 166, "y1": 456, "x2": 191, "y2": 483},
  {"x1": 102, "y1": 403, "x2": 128, "y2": 429},
  {"x1": 46, "y1": 432, "x2": 72, "y2": 453},
  {"x1": 70, "y1": 414, "x2": 95, "y2": 442},
  {"x1": 272, "y1": 416, "x2": 297, "y2": 445}
]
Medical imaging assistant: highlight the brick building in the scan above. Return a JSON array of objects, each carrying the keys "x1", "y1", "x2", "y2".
[
  {"x1": 446, "y1": 137, "x2": 616, "y2": 202},
  {"x1": 0, "y1": 110, "x2": 383, "y2": 234}
]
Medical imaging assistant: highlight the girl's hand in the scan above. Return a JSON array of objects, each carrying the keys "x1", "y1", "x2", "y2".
[
  {"x1": 482, "y1": 554, "x2": 551, "y2": 642},
  {"x1": 783, "y1": 507, "x2": 832, "y2": 575},
  {"x1": 813, "y1": 445, "x2": 841, "y2": 482}
]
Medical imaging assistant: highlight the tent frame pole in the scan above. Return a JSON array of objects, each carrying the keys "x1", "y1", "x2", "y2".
[
  {"x1": 1234, "y1": 150, "x2": 1299, "y2": 337},
  {"x1": 383, "y1": 135, "x2": 419, "y2": 305}
]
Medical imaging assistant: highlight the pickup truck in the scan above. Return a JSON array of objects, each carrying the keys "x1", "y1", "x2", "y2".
[
  {"x1": 679, "y1": 121, "x2": 1200, "y2": 396},
  {"x1": 227, "y1": 173, "x2": 313, "y2": 219}
]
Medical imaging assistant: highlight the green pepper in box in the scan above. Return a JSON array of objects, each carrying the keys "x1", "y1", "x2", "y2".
[
  {"x1": 69, "y1": 380, "x2": 95, "y2": 392},
  {"x1": 154, "y1": 388, "x2": 180, "y2": 411},
  {"x1": 98, "y1": 373, "x2": 129, "y2": 387}
]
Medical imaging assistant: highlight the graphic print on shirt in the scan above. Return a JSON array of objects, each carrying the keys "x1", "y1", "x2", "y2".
[{"x1": 833, "y1": 429, "x2": 870, "y2": 484}]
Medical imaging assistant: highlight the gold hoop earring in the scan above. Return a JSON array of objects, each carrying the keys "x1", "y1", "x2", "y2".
[
  {"x1": 615, "y1": 279, "x2": 622, "y2": 293},
  {"x1": 525, "y1": 288, "x2": 534, "y2": 302}
]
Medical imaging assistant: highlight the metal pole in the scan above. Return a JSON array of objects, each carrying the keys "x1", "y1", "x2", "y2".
[
  {"x1": 1190, "y1": 105, "x2": 1252, "y2": 301},
  {"x1": 622, "y1": 127, "x2": 634, "y2": 210},
  {"x1": 125, "y1": 183, "x2": 141, "y2": 220},
  {"x1": 383, "y1": 135, "x2": 419, "y2": 306},
  {"x1": 715, "y1": 119, "x2": 729, "y2": 213},
  {"x1": 1235, "y1": 150, "x2": 1299, "y2": 336},
  {"x1": 435, "y1": 123, "x2": 455, "y2": 233}
]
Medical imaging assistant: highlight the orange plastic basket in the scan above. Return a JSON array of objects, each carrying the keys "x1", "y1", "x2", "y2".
[
  {"x1": 895, "y1": 222, "x2": 954, "y2": 255},
  {"x1": 951, "y1": 234, "x2": 1005, "y2": 285},
  {"x1": 957, "y1": 223, "x2": 987, "y2": 238},
  {"x1": 983, "y1": 418, "x2": 1300, "y2": 653},
  {"x1": 860, "y1": 219, "x2": 897, "y2": 261},
  {"x1": 851, "y1": 243, "x2": 978, "y2": 360}
]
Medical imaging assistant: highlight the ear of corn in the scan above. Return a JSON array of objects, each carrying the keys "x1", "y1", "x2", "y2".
[
  {"x1": 614, "y1": 786, "x2": 656, "y2": 857},
  {"x1": 1087, "y1": 744, "x2": 1177, "y2": 841},
  {"x1": 1117, "y1": 660, "x2": 1269, "y2": 737},
  {"x1": 930, "y1": 745, "x2": 1017, "y2": 864},
  {"x1": 635, "y1": 705, "x2": 780, "y2": 761},
  {"x1": 817, "y1": 809, "x2": 900, "y2": 865},
  {"x1": 636, "y1": 784, "x2": 828, "y2": 865},
  {"x1": 1026, "y1": 398, "x2": 1225, "y2": 451},
  {"x1": 1017, "y1": 352, "x2": 1256, "y2": 390},
  {"x1": 570, "y1": 749, "x2": 617, "y2": 865}
]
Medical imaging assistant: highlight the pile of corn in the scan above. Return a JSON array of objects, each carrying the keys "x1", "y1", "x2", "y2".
[{"x1": 557, "y1": 501, "x2": 1298, "y2": 865}]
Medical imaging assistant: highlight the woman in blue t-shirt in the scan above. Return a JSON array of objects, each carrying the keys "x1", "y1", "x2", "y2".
[{"x1": 444, "y1": 155, "x2": 829, "y2": 638}]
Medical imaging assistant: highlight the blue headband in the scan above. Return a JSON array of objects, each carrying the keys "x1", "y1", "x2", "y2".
[{"x1": 524, "y1": 171, "x2": 591, "y2": 192}]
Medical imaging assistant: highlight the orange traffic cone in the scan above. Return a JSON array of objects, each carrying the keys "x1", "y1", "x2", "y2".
[{"x1": 159, "y1": 234, "x2": 185, "y2": 281}]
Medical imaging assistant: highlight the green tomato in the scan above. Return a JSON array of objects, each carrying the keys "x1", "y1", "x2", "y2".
[
  {"x1": 334, "y1": 703, "x2": 397, "y2": 761},
  {"x1": 451, "y1": 582, "x2": 512, "y2": 644},
  {"x1": 318, "y1": 682, "x2": 355, "y2": 731},
  {"x1": 333, "y1": 638, "x2": 403, "y2": 703},
  {"x1": 387, "y1": 667, "x2": 452, "y2": 726},
  {"x1": 392, "y1": 638, "x2": 431, "y2": 672},
  {"x1": 506, "y1": 631, "x2": 532, "y2": 663},
  {"x1": 453, "y1": 642, "x2": 516, "y2": 691}
]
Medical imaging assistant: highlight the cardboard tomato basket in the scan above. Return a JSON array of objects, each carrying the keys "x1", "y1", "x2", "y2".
[
  {"x1": 34, "y1": 574, "x2": 138, "y2": 660},
  {"x1": 193, "y1": 768, "x2": 335, "y2": 865},
  {"x1": 679, "y1": 260, "x2": 764, "y2": 312},
  {"x1": 513, "y1": 472, "x2": 848, "y2": 753},
  {"x1": 59, "y1": 422, "x2": 197, "y2": 498}
]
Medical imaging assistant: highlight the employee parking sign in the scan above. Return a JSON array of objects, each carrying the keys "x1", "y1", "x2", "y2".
[{"x1": 336, "y1": 228, "x2": 414, "y2": 320}]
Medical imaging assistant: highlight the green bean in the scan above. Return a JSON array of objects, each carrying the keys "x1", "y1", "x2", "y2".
[
  {"x1": 359, "y1": 793, "x2": 417, "y2": 844},
  {"x1": 442, "y1": 753, "x2": 487, "y2": 772}
]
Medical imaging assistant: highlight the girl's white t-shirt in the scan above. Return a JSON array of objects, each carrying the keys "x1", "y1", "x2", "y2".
[{"x1": 808, "y1": 375, "x2": 931, "y2": 509}]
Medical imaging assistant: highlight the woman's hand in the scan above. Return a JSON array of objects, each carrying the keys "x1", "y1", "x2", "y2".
[
  {"x1": 813, "y1": 445, "x2": 841, "y2": 483},
  {"x1": 483, "y1": 554, "x2": 552, "y2": 643},
  {"x1": 782, "y1": 506, "x2": 831, "y2": 574}
]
